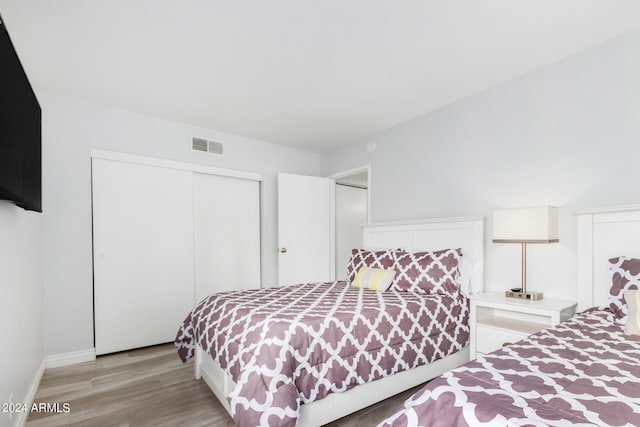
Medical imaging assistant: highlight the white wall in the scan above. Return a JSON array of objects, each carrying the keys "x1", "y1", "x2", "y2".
[
  {"x1": 0, "y1": 203, "x2": 43, "y2": 427},
  {"x1": 41, "y1": 94, "x2": 323, "y2": 357},
  {"x1": 325, "y1": 28, "x2": 640, "y2": 302}
]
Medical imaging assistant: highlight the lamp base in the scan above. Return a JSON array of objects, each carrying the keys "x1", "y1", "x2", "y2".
[{"x1": 505, "y1": 289, "x2": 543, "y2": 301}]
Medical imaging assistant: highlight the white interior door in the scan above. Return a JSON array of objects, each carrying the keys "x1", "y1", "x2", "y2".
[
  {"x1": 278, "y1": 173, "x2": 333, "y2": 286},
  {"x1": 194, "y1": 173, "x2": 261, "y2": 301},
  {"x1": 92, "y1": 158, "x2": 195, "y2": 355},
  {"x1": 335, "y1": 185, "x2": 368, "y2": 281}
]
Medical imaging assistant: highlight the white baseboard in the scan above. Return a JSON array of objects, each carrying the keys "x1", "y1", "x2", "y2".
[
  {"x1": 13, "y1": 358, "x2": 45, "y2": 427},
  {"x1": 45, "y1": 348, "x2": 96, "y2": 369}
]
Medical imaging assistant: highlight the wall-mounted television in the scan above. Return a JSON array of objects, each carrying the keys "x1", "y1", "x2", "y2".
[{"x1": 0, "y1": 14, "x2": 41, "y2": 212}]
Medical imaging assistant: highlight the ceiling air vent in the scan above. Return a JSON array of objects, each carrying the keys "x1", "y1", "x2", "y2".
[{"x1": 192, "y1": 137, "x2": 224, "y2": 156}]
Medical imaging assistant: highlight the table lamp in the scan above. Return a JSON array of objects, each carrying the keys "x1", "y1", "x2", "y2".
[{"x1": 492, "y1": 206, "x2": 559, "y2": 300}]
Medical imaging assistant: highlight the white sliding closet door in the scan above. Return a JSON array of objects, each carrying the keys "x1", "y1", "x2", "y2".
[
  {"x1": 194, "y1": 173, "x2": 261, "y2": 301},
  {"x1": 92, "y1": 158, "x2": 195, "y2": 355}
]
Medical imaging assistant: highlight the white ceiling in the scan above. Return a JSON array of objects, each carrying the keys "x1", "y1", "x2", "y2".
[{"x1": 3, "y1": 1, "x2": 640, "y2": 152}]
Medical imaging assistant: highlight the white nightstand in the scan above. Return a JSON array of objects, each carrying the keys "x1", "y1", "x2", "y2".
[{"x1": 470, "y1": 291, "x2": 577, "y2": 359}]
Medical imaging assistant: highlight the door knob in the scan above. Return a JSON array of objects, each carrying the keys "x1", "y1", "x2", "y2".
[{"x1": 280, "y1": 247, "x2": 287, "y2": 253}]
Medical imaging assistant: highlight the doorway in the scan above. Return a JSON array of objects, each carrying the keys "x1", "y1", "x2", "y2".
[{"x1": 331, "y1": 166, "x2": 370, "y2": 281}]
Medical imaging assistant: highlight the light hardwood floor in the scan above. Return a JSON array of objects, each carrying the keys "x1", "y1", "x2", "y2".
[{"x1": 27, "y1": 344, "x2": 421, "y2": 426}]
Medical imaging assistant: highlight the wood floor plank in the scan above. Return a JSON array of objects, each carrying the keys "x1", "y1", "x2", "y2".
[{"x1": 26, "y1": 344, "x2": 420, "y2": 426}]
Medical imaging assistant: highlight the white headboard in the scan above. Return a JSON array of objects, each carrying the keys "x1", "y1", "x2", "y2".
[
  {"x1": 362, "y1": 216, "x2": 485, "y2": 291},
  {"x1": 577, "y1": 205, "x2": 640, "y2": 311}
]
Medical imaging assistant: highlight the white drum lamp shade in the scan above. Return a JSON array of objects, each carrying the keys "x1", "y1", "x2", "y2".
[{"x1": 493, "y1": 206, "x2": 559, "y2": 243}]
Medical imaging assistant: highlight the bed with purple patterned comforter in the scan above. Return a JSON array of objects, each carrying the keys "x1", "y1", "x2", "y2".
[
  {"x1": 379, "y1": 308, "x2": 640, "y2": 427},
  {"x1": 175, "y1": 281, "x2": 469, "y2": 427}
]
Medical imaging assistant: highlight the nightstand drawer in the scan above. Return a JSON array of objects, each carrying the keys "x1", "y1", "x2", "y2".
[{"x1": 475, "y1": 325, "x2": 528, "y2": 354}]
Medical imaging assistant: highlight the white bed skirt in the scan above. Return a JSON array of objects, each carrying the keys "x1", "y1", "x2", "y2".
[{"x1": 194, "y1": 343, "x2": 470, "y2": 427}]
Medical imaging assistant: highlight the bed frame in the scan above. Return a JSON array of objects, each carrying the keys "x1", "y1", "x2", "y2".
[
  {"x1": 577, "y1": 205, "x2": 640, "y2": 310},
  {"x1": 194, "y1": 215, "x2": 485, "y2": 426}
]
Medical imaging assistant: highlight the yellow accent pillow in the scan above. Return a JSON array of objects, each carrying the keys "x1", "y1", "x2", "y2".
[
  {"x1": 352, "y1": 266, "x2": 396, "y2": 292},
  {"x1": 625, "y1": 290, "x2": 640, "y2": 335}
]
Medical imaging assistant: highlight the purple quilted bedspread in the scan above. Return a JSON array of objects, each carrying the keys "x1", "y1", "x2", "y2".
[
  {"x1": 380, "y1": 308, "x2": 640, "y2": 427},
  {"x1": 175, "y1": 281, "x2": 469, "y2": 427}
]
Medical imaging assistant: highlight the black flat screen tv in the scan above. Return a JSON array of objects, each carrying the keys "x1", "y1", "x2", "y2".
[{"x1": 0, "y1": 14, "x2": 41, "y2": 212}]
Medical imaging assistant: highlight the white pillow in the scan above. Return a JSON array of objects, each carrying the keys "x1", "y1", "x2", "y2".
[
  {"x1": 625, "y1": 289, "x2": 640, "y2": 335},
  {"x1": 458, "y1": 252, "x2": 482, "y2": 297}
]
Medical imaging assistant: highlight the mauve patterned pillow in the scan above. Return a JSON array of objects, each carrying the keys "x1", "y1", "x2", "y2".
[
  {"x1": 346, "y1": 249, "x2": 398, "y2": 284},
  {"x1": 391, "y1": 248, "x2": 462, "y2": 295},
  {"x1": 608, "y1": 256, "x2": 640, "y2": 324}
]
